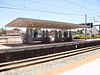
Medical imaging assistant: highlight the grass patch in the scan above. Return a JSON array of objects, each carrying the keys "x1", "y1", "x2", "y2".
[{"x1": 73, "y1": 34, "x2": 100, "y2": 39}]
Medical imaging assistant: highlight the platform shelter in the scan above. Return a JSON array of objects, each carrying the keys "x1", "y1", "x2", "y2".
[{"x1": 6, "y1": 18, "x2": 86, "y2": 44}]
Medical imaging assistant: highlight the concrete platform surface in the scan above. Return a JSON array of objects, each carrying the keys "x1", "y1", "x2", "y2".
[
  {"x1": 59, "y1": 58, "x2": 100, "y2": 75},
  {"x1": 0, "y1": 44, "x2": 11, "y2": 49},
  {"x1": 0, "y1": 39, "x2": 100, "y2": 49}
]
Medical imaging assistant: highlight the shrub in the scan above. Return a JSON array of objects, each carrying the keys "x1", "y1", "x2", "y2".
[{"x1": 73, "y1": 36, "x2": 81, "y2": 39}]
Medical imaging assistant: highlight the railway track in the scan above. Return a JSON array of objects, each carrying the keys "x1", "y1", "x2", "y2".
[{"x1": 0, "y1": 45, "x2": 100, "y2": 72}]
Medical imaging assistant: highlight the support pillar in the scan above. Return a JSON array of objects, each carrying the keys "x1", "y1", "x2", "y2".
[
  {"x1": 69, "y1": 30, "x2": 72, "y2": 41},
  {"x1": 42, "y1": 30, "x2": 45, "y2": 43},
  {"x1": 54, "y1": 30, "x2": 59, "y2": 42},
  {"x1": 42, "y1": 30, "x2": 50, "y2": 43},
  {"x1": 23, "y1": 27, "x2": 33, "y2": 44},
  {"x1": 59, "y1": 31, "x2": 62, "y2": 42},
  {"x1": 22, "y1": 27, "x2": 29, "y2": 44},
  {"x1": 46, "y1": 30, "x2": 49, "y2": 38},
  {"x1": 45, "y1": 30, "x2": 50, "y2": 43},
  {"x1": 64, "y1": 31, "x2": 69, "y2": 41},
  {"x1": 63, "y1": 31, "x2": 67, "y2": 41},
  {"x1": 64, "y1": 31, "x2": 67, "y2": 37}
]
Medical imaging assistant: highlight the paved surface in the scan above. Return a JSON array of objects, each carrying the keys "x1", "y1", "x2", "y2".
[
  {"x1": 59, "y1": 58, "x2": 100, "y2": 75},
  {"x1": 0, "y1": 44, "x2": 11, "y2": 49},
  {"x1": 0, "y1": 38, "x2": 100, "y2": 50}
]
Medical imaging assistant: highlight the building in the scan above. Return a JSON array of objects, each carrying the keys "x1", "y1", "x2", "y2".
[
  {"x1": 6, "y1": 29, "x2": 21, "y2": 35},
  {"x1": 6, "y1": 17, "x2": 86, "y2": 44}
]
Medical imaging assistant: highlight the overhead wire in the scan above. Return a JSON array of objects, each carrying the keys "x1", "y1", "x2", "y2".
[
  {"x1": 2, "y1": 0, "x2": 97, "y2": 20},
  {"x1": 0, "y1": 6, "x2": 26, "y2": 10},
  {"x1": 25, "y1": 0, "x2": 100, "y2": 18},
  {"x1": 1, "y1": 0, "x2": 97, "y2": 24},
  {"x1": 0, "y1": 6, "x2": 84, "y2": 17},
  {"x1": 1, "y1": 0, "x2": 94, "y2": 17},
  {"x1": 86, "y1": 0, "x2": 99, "y2": 7},
  {"x1": 62, "y1": 0, "x2": 100, "y2": 14},
  {"x1": 1, "y1": 0, "x2": 99, "y2": 15},
  {"x1": 27, "y1": 0, "x2": 81, "y2": 13}
]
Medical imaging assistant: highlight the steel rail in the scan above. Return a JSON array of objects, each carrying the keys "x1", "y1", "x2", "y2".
[{"x1": 0, "y1": 45, "x2": 100, "y2": 72}]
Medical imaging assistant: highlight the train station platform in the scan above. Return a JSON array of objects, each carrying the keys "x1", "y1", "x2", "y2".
[
  {"x1": 0, "y1": 38, "x2": 100, "y2": 49},
  {"x1": 59, "y1": 58, "x2": 100, "y2": 75},
  {"x1": 0, "y1": 39, "x2": 100, "y2": 63}
]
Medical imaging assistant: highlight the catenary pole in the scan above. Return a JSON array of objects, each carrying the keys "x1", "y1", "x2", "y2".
[{"x1": 85, "y1": 14, "x2": 87, "y2": 40}]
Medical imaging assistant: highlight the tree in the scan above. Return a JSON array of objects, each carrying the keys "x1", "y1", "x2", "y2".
[
  {"x1": 0, "y1": 28, "x2": 5, "y2": 34},
  {"x1": 75, "y1": 29, "x2": 83, "y2": 35}
]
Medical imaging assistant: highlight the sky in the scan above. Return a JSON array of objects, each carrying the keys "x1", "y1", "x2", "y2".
[{"x1": 0, "y1": 0, "x2": 100, "y2": 29}]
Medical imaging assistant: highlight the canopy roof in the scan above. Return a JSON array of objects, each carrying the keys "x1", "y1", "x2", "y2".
[{"x1": 6, "y1": 18, "x2": 87, "y2": 29}]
